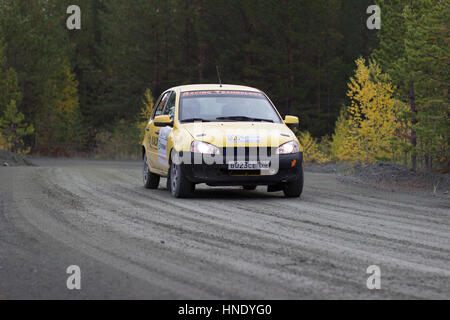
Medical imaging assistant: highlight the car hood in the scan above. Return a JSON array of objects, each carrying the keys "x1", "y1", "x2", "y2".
[{"x1": 181, "y1": 122, "x2": 298, "y2": 148}]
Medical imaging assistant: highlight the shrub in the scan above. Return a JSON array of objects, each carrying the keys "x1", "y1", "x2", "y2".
[
  {"x1": 136, "y1": 89, "x2": 155, "y2": 143},
  {"x1": 0, "y1": 100, "x2": 34, "y2": 155},
  {"x1": 0, "y1": 132, "x2": 6, "y2": 150},
  {"x1": 297, "y1": 130, "x2": 331, "y2": 164},
  {"x1": 94, "y1": 119, "x2": 141, "y2": 159}
]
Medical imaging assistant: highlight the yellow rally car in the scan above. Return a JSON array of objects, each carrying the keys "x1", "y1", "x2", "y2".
[{"x1": 142, "y1": 84, "x2": 303, "y2": 198}]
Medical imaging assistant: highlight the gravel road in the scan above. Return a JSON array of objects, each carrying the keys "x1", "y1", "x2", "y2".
[{"x1": 0, "y1": 158, "x2": 449, "y2": 299}]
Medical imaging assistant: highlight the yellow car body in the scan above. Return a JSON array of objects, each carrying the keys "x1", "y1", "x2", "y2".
[{"x1": 142, "y1": 84, "x2": 304, "y2": 198}]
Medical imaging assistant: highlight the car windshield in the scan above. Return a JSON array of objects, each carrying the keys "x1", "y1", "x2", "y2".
[{"x1": 179, "y1": 90, "x2": 282, "y2": 123}]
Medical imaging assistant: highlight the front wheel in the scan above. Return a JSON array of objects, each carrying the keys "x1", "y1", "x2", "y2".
[
  {"x1": 283, "y1": 163, "x2": 304, "y2": 198},
  {"x1": 143, "y1": 154, "x2": 160, "y2": 189},
  {"x1": 169, "y1": 151, "x2": 193, "y2": 198}
]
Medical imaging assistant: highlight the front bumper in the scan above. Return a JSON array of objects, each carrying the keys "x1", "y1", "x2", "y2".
[{"x1": 178, "y1": 151, "x2": 303, "y2": 186}]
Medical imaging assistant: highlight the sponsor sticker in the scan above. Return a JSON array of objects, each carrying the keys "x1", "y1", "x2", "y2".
[
  {"x1": 158, "y1": 127, "x2": 172, "y2": 165},
  {"x1": 227, "y1": 135, "x2": 261, "y2": 143},
  {"x1": 182, "y1": 90, "x2": 264, "y2": 97}
]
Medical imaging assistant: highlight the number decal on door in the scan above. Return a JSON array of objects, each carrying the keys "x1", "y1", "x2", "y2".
[{"x1": 158, "y1": 127, "x2": 171, "y2": 165}]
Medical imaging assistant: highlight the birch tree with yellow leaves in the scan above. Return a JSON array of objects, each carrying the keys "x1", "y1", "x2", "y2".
[
  {"x1": 330, "y1": 58, "x2": 407, "y2": 163},
  {"x1": 136, "y1": 89, "x2": 155, "y2": 143}
]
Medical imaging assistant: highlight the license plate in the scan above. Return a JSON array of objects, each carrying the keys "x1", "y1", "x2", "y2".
[{"x1": 227, "y1": 161, "x2": 270, "y2": 170}]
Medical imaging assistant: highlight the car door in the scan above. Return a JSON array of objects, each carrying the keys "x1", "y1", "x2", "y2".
[
  {"x1": 154, "y1": 91, "x2": 176, "y2": 171},
  {"x1": 145, "y1": 91, "x2": 170, "y2": 171}
]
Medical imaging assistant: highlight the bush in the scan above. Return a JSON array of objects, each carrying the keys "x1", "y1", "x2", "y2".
[
  {"x1": 0, "y1": 132, "x2": 6, "y2": 150},
  {"x1": 95, "y1": 89, "x2": 155, "y2": 160},
  {"x1": 94, "y1": 119, "x2": 141, "y2": 159},
  {"x1": 296, "y1": 130, "x2": 331, "y2": 164},
  {"x1": 136, "y1": 89, "x2": 155, "y2": 143},
  {"x1": 0, "y1": 100, "x2": 34, "y2": 155}
]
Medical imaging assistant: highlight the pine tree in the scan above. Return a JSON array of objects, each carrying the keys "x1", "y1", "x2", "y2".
[
  {"x1": 373, "y1": 0, "x2": 419, "y2": 170},
  {"x1": 0, "y1": 100, "x2": 34, "y2": 154},
  {"x1": 36, "y1": 60, "x2": 85, "y2": 155},
  {"x1": 0, "y1": 0, "x2": 393, "y2": 156},
  {"x1": 374, "y1": 0, "x2": 449, "y2": 171},
  {"x1": 403, "y1": 0, "x2": 449, "y2": 171},
  {"x1": 0, "y1": 31, "x2": 33, "y2": 154},
  {"x1": 0, "y1": 0, "x2": 75, "y2": 154},
  {"x1": 373, "y1": 0, "x2": 409, "y2": 80},
  {"x1": 0, "y1": 26, "x2": 22, "y2": 116}
]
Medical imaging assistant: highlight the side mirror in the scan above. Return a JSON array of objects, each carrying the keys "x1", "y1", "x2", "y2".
[
  {"x1": 284, "y1": 115, "x2": 299, "y2": 129},
  {"x1": 154, "y1": 115, "x2": 173, "y2": 127}
]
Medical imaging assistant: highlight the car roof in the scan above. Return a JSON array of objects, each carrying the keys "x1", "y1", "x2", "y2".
[{"x1": 169, "y1": 84, "x2": 262, "y2": 93}]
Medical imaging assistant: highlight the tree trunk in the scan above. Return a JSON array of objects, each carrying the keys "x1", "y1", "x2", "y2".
[
  {"x1": 164, "y1": 15, "x2": 169, "y2": 83},
  {"x1": 285, "y1": 3, "x2": 294, "y2": 115},
  {"x1": 425, "y1": 155, "x2": 432, "y2": 172},
  {"x1": 153, "y1": 30, "x2": 160, "y2": 94},
  {"x1": 317, "y1": 54, "x2": 321, "y2": 111},
  {"x1": 409, "y1": 82, "x2": 417, "y2": 171},
  {"x1": 198, "y1": 44, "x2": 206, "y2": 83},
  {"x1": 183, "y1": 2, "x2": 191, "y2": 81},
  {"x1": 286, "y1": 36, "x2": 294, "y2": 114},
  {"x1": 404, "y1": 150, "x2": 407, "y2": 167},
  {"x1": 196, "y1": 0, "x2": 205, "y2": 83}
]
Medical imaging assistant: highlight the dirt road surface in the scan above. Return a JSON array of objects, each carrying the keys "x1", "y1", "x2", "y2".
[{"x1": 0, "y1": 159, "x2": 449, "y2": 299}]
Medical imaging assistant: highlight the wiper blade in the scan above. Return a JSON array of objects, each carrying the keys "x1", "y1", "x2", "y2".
[
  {"x1": 181, "y1": 118, "x2": 211, "y2": 123},
  {"x1": 216, "y1": 116, "x2": 273, "y2": 123}
]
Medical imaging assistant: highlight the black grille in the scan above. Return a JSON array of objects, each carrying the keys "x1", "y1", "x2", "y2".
[{"x1": 219, "y1": 169, "x2": 262, "y2": 176}]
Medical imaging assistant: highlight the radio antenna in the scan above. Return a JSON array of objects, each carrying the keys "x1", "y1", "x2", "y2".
[{"x1": 216, "y1": 65, "x2": 223, "y2": 87}]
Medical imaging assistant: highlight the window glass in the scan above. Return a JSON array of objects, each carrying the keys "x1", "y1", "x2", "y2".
[
  {"x1": 163, "y1": 92, "x2": 176, "y2": 120},
  {"x1": 179, "y1": 91, "x2": 282, "y2": 123},
  {"x1": 152, "y1": 92, "x2": 169, "y2": 119}
]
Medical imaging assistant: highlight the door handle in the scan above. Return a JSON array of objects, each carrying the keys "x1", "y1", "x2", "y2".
[
  {"x1": 146, "y1": 127, "x2": 149, "y2": 131},
  {"x1": 155, "y1": 131, "x2": 160, "y2": 135}
]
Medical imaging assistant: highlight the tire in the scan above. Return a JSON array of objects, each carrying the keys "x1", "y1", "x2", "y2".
[
  {"x1": 283, "y1": 163, "x2": 304, "y2": 198},
  {"x1": 243, "y1": 185, "x2": 257, "y2": 191},
  {"x1": 143, "y1": 154, "x2": 160, "y2": 189},
  {"x1": 169, "y1": 150, "x2": 193, "y2": 198}
]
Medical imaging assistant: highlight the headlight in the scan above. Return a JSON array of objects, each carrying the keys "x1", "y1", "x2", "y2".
[
  {"x1": 276, "y1": 141, "x2": 300, "y2": 154},
  {"x1": 191, "y1": 141, "x2": 220, "y2": 155}
]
